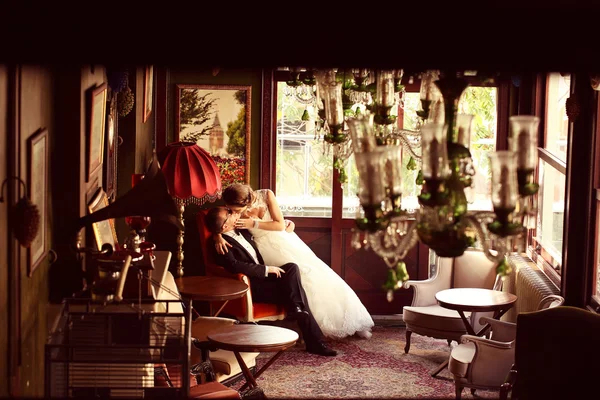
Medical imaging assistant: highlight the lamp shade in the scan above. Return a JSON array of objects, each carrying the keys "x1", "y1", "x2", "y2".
[{"x1": 158, "y1": 141, "x2": 222, "y2": 206}]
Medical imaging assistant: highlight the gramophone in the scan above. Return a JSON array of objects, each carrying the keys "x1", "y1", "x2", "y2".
[{"x1": 71, "y1": 152, "x2": 183, "y2": 301}]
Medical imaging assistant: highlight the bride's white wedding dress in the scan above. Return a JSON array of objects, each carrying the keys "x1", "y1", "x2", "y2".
[{"x1": 247, "y1": 189, "x2": 374, "y2": 339}]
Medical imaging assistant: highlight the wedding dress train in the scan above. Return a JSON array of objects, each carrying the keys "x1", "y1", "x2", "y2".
[{"x1": 247, "y1": 190, "x2": 374, "y2": 339}]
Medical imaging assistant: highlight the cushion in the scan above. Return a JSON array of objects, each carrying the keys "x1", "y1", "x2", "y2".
[
  {"x1": 448, "y1": 342, "x2": 476, "y2": 378},
  {"x1": 403, "y1": 305, "x2": 471, "y2": 333},
  {"x1": 453, "y1": 251, "x2": 497, "y2": 289},
  {"x1": 189, "y1": 381, "x2": 241, "y2": 399}
]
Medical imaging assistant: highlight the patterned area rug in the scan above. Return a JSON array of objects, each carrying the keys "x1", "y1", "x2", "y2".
[{"x1": 230, "y1": 325, "x2": 499, "y2": 399}]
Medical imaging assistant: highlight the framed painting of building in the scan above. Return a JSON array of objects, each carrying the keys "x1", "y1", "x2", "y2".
[{"x1": 175, "y1": 84, "x2": 251, "y2": 186}]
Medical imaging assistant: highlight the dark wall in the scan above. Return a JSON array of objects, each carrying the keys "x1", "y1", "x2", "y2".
[{"x1": 115, "y1": 66, "x2": 156, "y2": 241}]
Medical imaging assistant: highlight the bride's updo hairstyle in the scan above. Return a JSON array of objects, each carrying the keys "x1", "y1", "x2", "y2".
[{"x1": 222, "y1": 183, "x2": 254, "y2": 207}]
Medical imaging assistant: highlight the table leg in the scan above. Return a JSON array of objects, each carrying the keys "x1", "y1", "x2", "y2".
[
  {"x1": 239, "y1": 350, "x2": 284, "y2": 392},
  {"x1": 234, "y1": 351, "x2": 258, "y2": 390},
  {"x1": 430, "y1": 359, "x2": 449, "y2": 377},
  {"x1": 474, "y1": 308, "x2": 510, "y2": 337},
  {"x1": 213, "y1": 300, "x2": 229, "y2": 317},
  {"x1": 457, "y1": 310, "x2": 476, "y2": 335}
]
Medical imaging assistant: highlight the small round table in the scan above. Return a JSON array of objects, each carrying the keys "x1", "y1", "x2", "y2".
[
  {"x1": 436, "y1": 288, "x2": 518, "y2": 336},
  {"x1": 175, "y1": 276, "x2": 248, "y2": 317},
  {"x1": 207, "y1": 324, "x2": 299, "y2": 393}
]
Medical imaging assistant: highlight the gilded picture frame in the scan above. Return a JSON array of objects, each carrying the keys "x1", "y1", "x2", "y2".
[
  {"x1": 87, "y1": 188, "x2": 118, "y2": 251},
  {"x1": 27, "y1": 128, "x2": 48, "y2": 276},
  {"x1": 87, "y1": 82, "x2": 108, "y2": 181},
  {"x1": 103, "y1": 98, "x2": 118, "y2": 200},
  {"x1": 144, "y1": 65, "x2": 154, "y2": 123}
]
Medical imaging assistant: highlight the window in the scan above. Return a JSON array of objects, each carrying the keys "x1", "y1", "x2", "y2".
[
  {"x1": 275, "y1": 81, "x2": 333, "y2": 217},
  {"x1": 342, "y1": 92, "x2": 422, "y2": 218},
  {"x1": 533, "y1": 72, "x2": 570, "y2": 276},
  {"x1": 593, "y1": 191, "x2": 600, "y2": 305},
  {"x1": 459, "y1": 86, "x2": 498, "y2": 211}
]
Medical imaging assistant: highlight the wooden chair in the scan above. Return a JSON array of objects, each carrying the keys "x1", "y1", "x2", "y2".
[
  {"x1": 448, "y1": 295, "x2": 564, "y2": 399},
  {"x1": 196, "y1": 209, "x2": 286, "y2": 323},
  {"x1": 500, "y1": 305, "x2": 600, "y2": 400}
]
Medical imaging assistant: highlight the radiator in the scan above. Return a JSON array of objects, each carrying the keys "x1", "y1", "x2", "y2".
[{"x1": 502, "y1": 255, "x2": 560, "y2": 323}]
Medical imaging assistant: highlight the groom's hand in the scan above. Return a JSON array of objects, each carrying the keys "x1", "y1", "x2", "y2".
[
  {"x1": 214, "y1": 234, "x2": 232, "y2": 255},
  {"x1": 266, "y1": 266, "x2": 285, "y2": 278}
]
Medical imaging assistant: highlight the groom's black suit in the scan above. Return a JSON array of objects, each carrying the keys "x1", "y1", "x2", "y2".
[{"x1": 209, "y1": 229, "x2": 325, "y2": 348}]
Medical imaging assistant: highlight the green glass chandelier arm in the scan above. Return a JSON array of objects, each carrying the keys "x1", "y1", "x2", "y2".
[
  {"x1": 393, "y1": 131, "x2": 422, "y2": 161},
  {"x1": 464, "y1": 212, "x2": 506, "y2": 264},
  {"x1": 395, "y1": 128, "x2": 421, "y2": 138},
  {"x1": 367, "y1": 220, "x2": 418, "y2": 261}
]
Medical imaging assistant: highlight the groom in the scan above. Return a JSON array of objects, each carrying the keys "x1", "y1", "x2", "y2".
[{"x1": 204, "y1": 206, "x2": 337, "y2": 357}]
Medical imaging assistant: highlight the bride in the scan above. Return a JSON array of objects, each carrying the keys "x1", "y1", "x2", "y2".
[{"x1": 213, "y1": 183, "x2": 374, "y2": 339}]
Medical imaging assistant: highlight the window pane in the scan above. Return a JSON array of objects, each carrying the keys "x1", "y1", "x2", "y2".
[
  {"x1": 536, "y1": 159, "x2": 565, "y2": 271},
  {"x1": 545, "y1": 73, "x2": 570, "y2": 162},
  {"x1": 275, "y1": 82, "x2": 333, "y2": 217},
  {"x1": 342, "y1": 92, "x2": 421, "y2": 218},
  {"x1": 458, "y1": 86, "x2": 498, "y2": 212}
]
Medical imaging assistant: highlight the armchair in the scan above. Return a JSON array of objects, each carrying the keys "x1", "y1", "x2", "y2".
[
  {"x1": 449, "y1": 295, "x2": 564, "y2": 399},
  {"x1": 500, "y1": 305, "x2": 600, "y2": 400},
  {"x1": 196, "y1": 209, "x2": 286, "y2": 323},
  {"x1": 402, "y1": 249, "x2": 500, "y2": 359}
]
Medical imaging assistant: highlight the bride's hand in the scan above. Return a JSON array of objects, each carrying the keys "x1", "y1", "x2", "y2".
[
  {"x1": 284, "y1": 219, "x2": 295, "y2": 233},
  {"x1": 214, "y1": 234, "x2": 232, "y2": 255},
  {"x1": 235, "y1": 218, "x2": 255, "y2": 230}
]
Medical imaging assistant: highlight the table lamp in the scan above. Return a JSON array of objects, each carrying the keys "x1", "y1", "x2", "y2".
[{"x1": 158, "y1": 141, "x2": 222, "y2": 277}]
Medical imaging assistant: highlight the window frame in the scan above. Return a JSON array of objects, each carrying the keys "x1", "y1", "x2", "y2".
[
  {"x1": 527, "y1": 73, "x2": 570, "y2": 287},
  {"x1": 589, "y1": 90, "x2": 600, "y2": 313}
]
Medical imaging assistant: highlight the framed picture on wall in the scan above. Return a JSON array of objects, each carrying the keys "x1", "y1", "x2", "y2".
[
  {"x1": 143, "y1": 65, "x2": 154, "y2": 123},
  {"x1": 103, "y1": 97, "x2": 118, "y2": 200},
  {"x1": 175, "y1": 84, "x2": 251, "y2": 186},
  {"x1": 87, "y1": 188, "x2": 118, "y2": 251},
  {"x1": 27, "y1": 128, "x2": 48, "y2": 276},
  {"x1": 87, "y1": 82, "x2": 107, "y2": 181}
]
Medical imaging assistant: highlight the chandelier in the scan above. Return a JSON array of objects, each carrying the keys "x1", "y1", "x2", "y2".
[
  {"x1": 331, "y1": 71, "x2": 539, "y2": 301},
  {"x1": 285, "y1": 68, "x2": 417, "y2": 184}
]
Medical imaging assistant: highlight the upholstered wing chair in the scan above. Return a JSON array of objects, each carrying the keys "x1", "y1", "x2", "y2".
[
  {"x1": 449, "y1": 295, "x2": 564, "y2": 399},
  {"x1": 499, "y1": 305, "x2": 600, "y2": 400},
  {"x1": 402, "y1": 249, "x2": 500, "y2": 373}
]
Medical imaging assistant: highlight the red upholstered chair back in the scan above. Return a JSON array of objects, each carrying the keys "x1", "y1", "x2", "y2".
[{"x1": 196, "y1": 209, "x2": 285, "y2": 322}]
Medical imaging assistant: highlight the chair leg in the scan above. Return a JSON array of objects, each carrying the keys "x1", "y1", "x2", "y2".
[
  {"x1": 455, "y1": 382, "x2": 462, "y2": 400},
  {"x1": 470, "y1": 388, "x2": 476, "y2": 395},
  {"x1": 447, "y1": 339, "x2": 452, "y2": 346},
  {"x1": 404, "y1": 330, "x2": 412, "y2": 353}
]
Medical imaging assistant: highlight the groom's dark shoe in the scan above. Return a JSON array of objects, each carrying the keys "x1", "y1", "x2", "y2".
[
  {"x1": 288, "y1": 306, "x2": 310, "y2": 322},
  {"x1": 306, "y1": 341, "x2": 337, "y2": 357}
]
